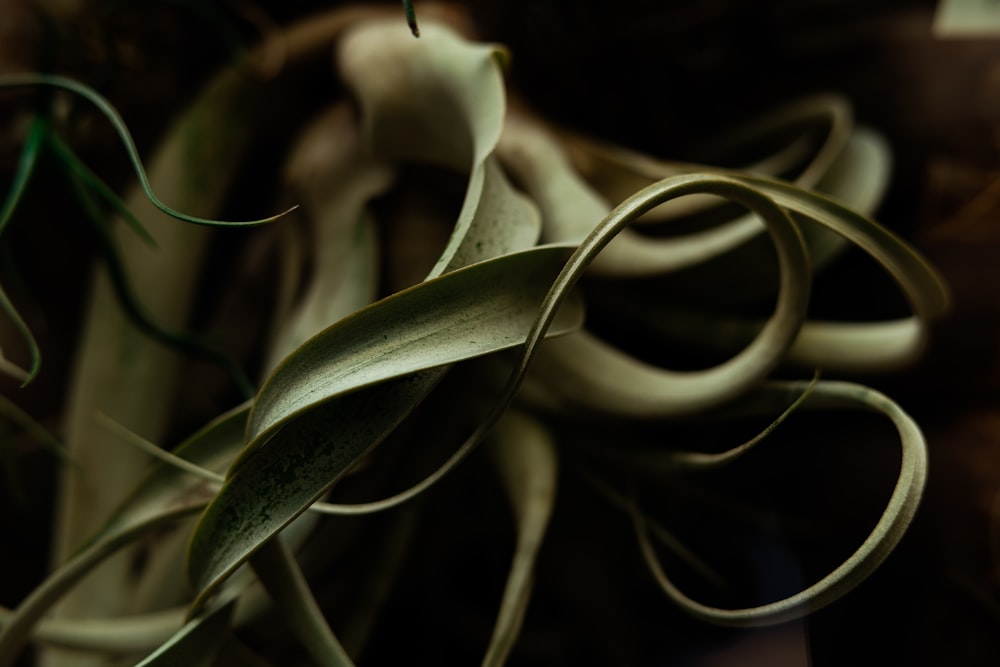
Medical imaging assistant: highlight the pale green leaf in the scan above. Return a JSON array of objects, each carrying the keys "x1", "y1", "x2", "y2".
[
  {"x1": 0, "y1": 503, "x2": 205, "y2": 665},
  {"x1": 248, "y1": 245, "x2": 583, "y2": 457},
  {"x1": 633, "y1": 379, "x2": 928, "y2": 626},
  {"x1": 732, "y1": 173, "x2": 949, "y2": 368},
  {"x1": 560, "y1": 93, "x2": 854, "y2": 222},
  {"x1": 482, "y1": 410, "x2": 558, "y2": 667},
  {"x1": 188, "y1": 245, "x2": 584, "y2": 601},
  {"x1": 100, "y1": 406, "x2": 248, "y2": 537},
  {"x1": 134, "y1": 600, "x2": 235, "y2": 667},
  {"x1": 0, "y1": 606, "x2": 184, "y2": 654},
  {"x1": 337, "y1": 18, "x2": 506, "y2": 171},
  {"x1": 504, "y1": 95, "x2": 864, "y2": 279},
  {"x1": 0, "y1": 116, "x2": 46, "y2": 385},
  {"x1": 521, "y1": 174, "x2": 811, "y2": 418},
  {"x1": 50, "y1": 11, "x2": 386, "y2": 616},
  {"x1": 337, "y1": 18, "x2": 534, "y2": 279},
  {"x1": 0, "y1": 408, "x2": 246, "y2": 665},
  {"x1": 266, "y1": 103, "x2": 392, "y2": 369},
  {"x1": 249, "y1": 539, "x2": 354, "y2": 667}
]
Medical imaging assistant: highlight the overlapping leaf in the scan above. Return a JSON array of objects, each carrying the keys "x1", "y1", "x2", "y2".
[
  {"x1": 0, "y1": 407, "x2": 246, "y2": 664},
  {"x1": 0, "y1": 10, "x2": 955, "y2": 665},
  {"x1": 499, "y1": 95, "x2": 869, "y2": 279},
  {"x1": 188, "y1": 246, "x2": 584, "y2": 601},
  {"x1": 188, "y1": 16, "x2": 550, "y2": 605},
  {"x1": 519, "y1": 169, "x2": 948, "y2": 419}
]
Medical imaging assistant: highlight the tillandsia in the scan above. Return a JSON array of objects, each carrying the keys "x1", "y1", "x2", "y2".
[{"x1": 0, "y1": 5, "x2": 949, "y2": 666}]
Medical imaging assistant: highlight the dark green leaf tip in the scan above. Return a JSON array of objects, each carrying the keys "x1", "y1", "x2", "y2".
[
  {"x1": 402, "y1": 0, "x2": 419, "y2": 37},
  {"x1": 0, "y1": 74, "x2": 292, "y2": 228}
]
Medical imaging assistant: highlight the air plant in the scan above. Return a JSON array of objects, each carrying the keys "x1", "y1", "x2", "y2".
[{"x1": 0, "y1": 4, "x2": 948, "y2": 666}]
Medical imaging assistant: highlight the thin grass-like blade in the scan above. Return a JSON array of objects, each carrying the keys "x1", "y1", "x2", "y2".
[
  {"x1": 64, "y1": 164, "x2": 254, "y2": 398},
  {"x1": 401, "y1": 0, "x2": 419, "y2": 36},
  {"x1": 0, "y1": 116, "x2": 45, "y2": 384},
  {"x1": 0, "y1": 407, "x2": 246, "y2": 665},
  {"x1": 0, "y1": 394, "x2": 73, "y2": 465},
  {"x1": 0, "y1": 505, "x2": 205, "y2": 666},
  {"x1": 0, "y1": 74, "x2": 294, "y2": 228},
  {"x1": 48, "y1": 11, "x2": 387, "y2": 630}
]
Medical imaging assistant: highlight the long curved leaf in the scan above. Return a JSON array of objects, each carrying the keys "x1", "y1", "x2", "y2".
[
  {"x1": 337, "y1": 18, "x2": 533, "y2": 280},
  {"x1": 0, "y1": 605, "x2": 184, "y2": 654},
  {"x1": 49, "y1": 9, "x2": 396, "y2": 628},
  {"x1": 633, "y1": 379, "x2": 928, "y2": 626},
  {"x1": 134, "y1": 600, "x2": 235, "y2": 667},
  {"x1": 0, "y1": 74, "x2": 294, "y2": 228},
  {"x1": 266, "y1": 103, "x2": 392, "y2": 369},
  {"x1": 0, "y1": 116, "x2": 46, "y2": 384},
  {"x1": 519, "y1": 173, "x2": 812, "y2": 419},
  {"x1": 0, "y1": 407, "x2": 247, "y2": 665},
  {"x1": 482, "y1": 410, "x2": 558, "y2": 667},
  {"x1": 0, "y1": 505, "x2": 204, "y2": 666},
  {"x1": 188, "y1": 245, "x2": 584, "y2": 601}
]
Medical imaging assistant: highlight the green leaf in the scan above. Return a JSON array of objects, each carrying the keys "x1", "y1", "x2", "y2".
[
  {"x1": 248, "y1": 539, "x2": 354, "y2": 667},
  {"x1": 0, "y1": 116, "x2": 46, "y2": 384},
  {"x1": 633, "y1": 379, "x2": 928, "y2": 626},
  {"x1": 337, "y1": 18, "x2": 531, "y2": 279},
  {"x1": 0, "y1": 503, "x2": 205, "y2": 665},
  {"x1": 44, "y1": 129, "x2": 157, "y2": 247},
  {"x1": 101, "y1": 405, "x2": 248, "y2": 537},
  {"x1": 521, "y1": 174, "x2": 812, "y2": 418},
  {"x1": 502, "y1": 95, "x2": 864, "y2": 279},
  {"x1": 517, "y1": 162, "x2": 946, "y2": 418},
  {"x1": 732, "y1": 172, "x2": 950, "y2": 368},
  {"x1": 63, "y1": 161, "x2": 254, "y2": 398},
  {"x1": 187, "y1": 19, "x2": 550, "y2": 611},
  {"x1": 134, "y1": 600, "x2": 235, "y2": 667},
  {"x1": 247, "y1": 245, "x2": 583, "y2": 450},
  {"x1": 0, "y1": 393, "x2": 74, "y2": 466},
  {"x1": 0, "y1": 407, "x2": 246, "y2": 665},
  {"x1": 401, "y1": 0, "x2": 419, "y2": 36},
  {"x1": 483, "y1": 410, "x2": 558, "y2": 667},
  {"x1": 188, "y1": 245, "x2": 584, "y2": 601},
  {"x1": 338, "y1": 18, "x2": 507, "y2": 171},
  {"x1": 0, "y1": 74, "x2": 295, "y2": 227},
  {"x1": 266, "y1": 103, "x2": 392, "y2": 369},
  {"x1": 734, "y1": 173, "x2": 949, "y2": 318},
  {"x1": 0, "y1": 605, "x2": 184, "y2": 654}
]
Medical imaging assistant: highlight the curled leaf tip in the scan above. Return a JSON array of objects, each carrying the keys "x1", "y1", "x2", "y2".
[
  {"x1": 402, "y1": 0, "x2": 420, "y2": 37},
  {"x1": 199, "y1": 203, "x2": 299, "y2": 228},
  {"x1": 19, "y1": 365, "x2": 38, "y2": 389},
  {"x1": 262, "y1": 203, "x2": 300, "y2": 225},
  {"x1": 2, "y1": 362, "x2": 29, "y2": 386}
]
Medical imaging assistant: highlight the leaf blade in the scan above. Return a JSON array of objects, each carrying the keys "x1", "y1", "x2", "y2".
[{"x1": 188, "y1": 246, "x2": 583, "y2": 600}]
